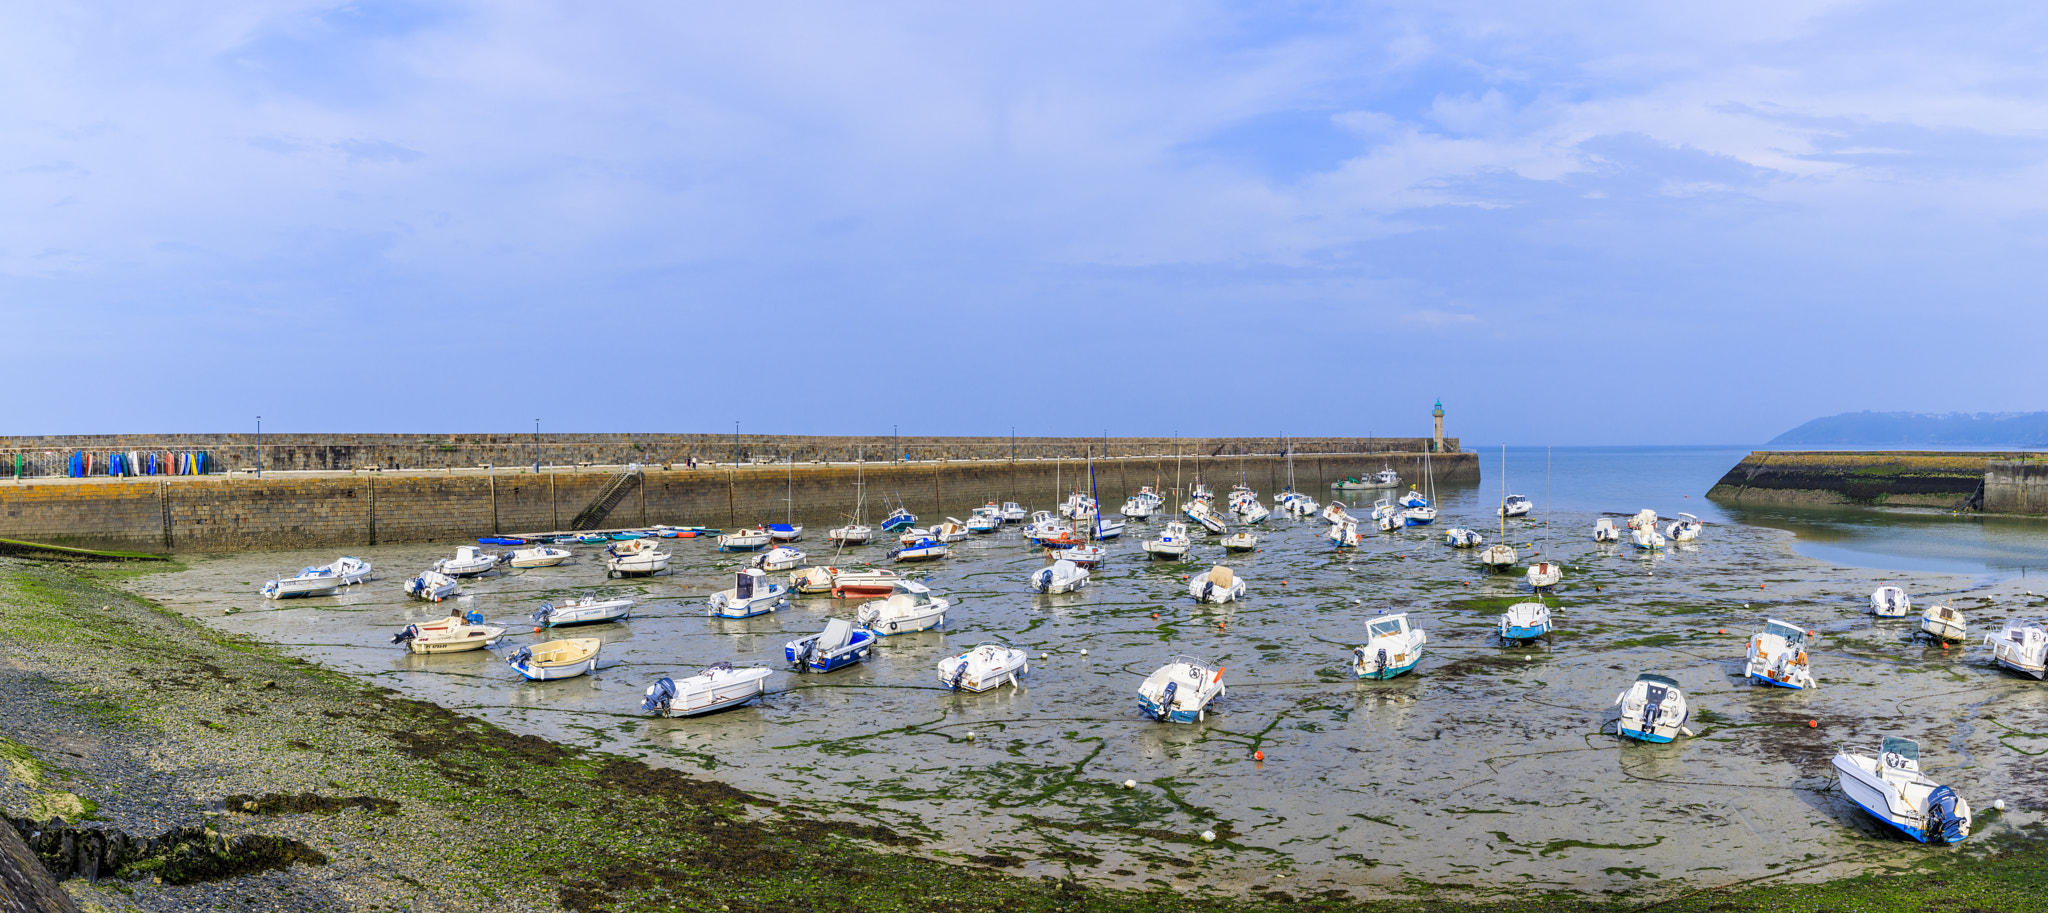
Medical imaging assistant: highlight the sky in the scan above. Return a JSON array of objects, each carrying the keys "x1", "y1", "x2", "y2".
[{"x1": 4, "y1": 1, "x2": 2046, "y2": 444}]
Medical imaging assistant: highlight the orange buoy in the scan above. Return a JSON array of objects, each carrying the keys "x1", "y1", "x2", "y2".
[
  {"x1": 1218, "y1": 621, "x2": 1226, "y2": 629},
  {"x1": 1152, "y1": 612, "x2": 1160, "y2": 619},
  {"x1": 1253, "y1": 750, "x2": 1264, "y2": 761},
  {"x1": 1808, "y1": 720, "x2": 1819, "y2": 728},
  {"x1": 1718, "y1": 628, "x2": 1726, "y2": 634}
]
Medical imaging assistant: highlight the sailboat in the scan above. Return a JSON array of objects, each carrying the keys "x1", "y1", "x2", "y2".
[
  {"x1": 1088, "y1": 449, "x2": 1124, "y2": 541},
  {"x1": 1478, "y1": 445, "x2": 1518, "y2": 570},
  {"x1": 1401, "y1": 448, "x2": 1438, "y2": 526},
  {"x1": 770, "y1": 455, "x2": 803, "y2": 541},
  {"x1": 1525, "y1": 446, "x2": 1563, "y2": 589},
  {"x1": 829, "y1": 450, "x2": 874, "y2": 545}
]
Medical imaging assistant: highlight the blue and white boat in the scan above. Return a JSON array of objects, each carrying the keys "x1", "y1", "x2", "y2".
[
  {"x1": 1142, "y1": 521, "x2": 1194, "y2": 560},
  {"x1": 881, "y1": 506, "x2": 917, "y2": 532},
  {"x1": 534, "y1": 594, "x2": 633, "y2": 628},
  {"x1": 260, "y1": 565, "x2": 343, "y2": 599},
  {"x1": 1833, "y1": 737, "x2": 1971, "y2": 843},
  {"x1": 1615, "y1": 673, "x2": 1690, "y2": 743},
  {"x1": 1497, "y1": 601, "x2": 1551, "y2": 643},
  {"x1": 1184, "y1": 499, "x2": 1227, "y2": 534},
  {"x1": 767, "y1": 522, "x2": 802, "y2": 542},
  {"x1": 1137, "y1": 656, "x2": 1226, "y2": 723},
  {"x1": 642, "y1": 663, "x2": 773, "y2": 717},
  {"x1": 708, "y1": 569, "x2": 788, "y2": 618},
  {"x1": 1401, "y1": 505, "x2": 1438, "y2": 527},
  {"x1": 1351, "y1": 613, "x2": 1426, "y2": 680},
  {"x1": 1398, "y1": 490, "x2": 1429, "y2": 508},
  {"x1": 715, "y1": 527, "x2": 771, "y2": 552},
  {"x1": 1443, "y1": 528, "x2": 1483, "y2": 549},
  {"x1": 1745, "y1": 618, "x2": 1817, "y2": 689},
  {"x1": 785, "y1": 619, "x2": 874, "y2": 672},
  {"x1": 890, "y1": 537, "x2": 948, "y2": 562}
]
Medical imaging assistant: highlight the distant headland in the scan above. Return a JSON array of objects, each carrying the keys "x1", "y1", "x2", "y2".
[{"x1": 1770, "y1": 411, "x2": 2048, "y2": 447}]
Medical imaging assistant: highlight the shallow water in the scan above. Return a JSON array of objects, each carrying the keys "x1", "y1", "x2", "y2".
[{"x1": 131, "y1": 500, "x2": 2048, "y2": 900}]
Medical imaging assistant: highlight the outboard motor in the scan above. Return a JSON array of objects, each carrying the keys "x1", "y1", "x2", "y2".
[
  {"x1": 1376, "y1": 648, "x2": 1389, "y2": 673},
  {"x1": 1037, "y1": 568, "x2": 1053, "y2": 591},
  {"x1": 796, "y1": 639, "x2": 817, "y2": 666},
  {"x1": 1201, "y1": 580, "x2": 1216, "y2": 601},
  {"x1": 949, "y1": 660, "x2": 970, "y2": 691},
  {"x1": 390, "y1": 624, "x2": 419, "y2": 645},
  {"x1": 507, "y1": 647, "x2": 533, "y2": 667},
  {"x1": 1928, "y1": 786, "x2": 1965, "y2": 843},
  {"x1": 533, "y1": 603, "x2": 554, "y2": 625},
  {"x1": 465, "y1": 610, "x2": 484, "y2": 625},
  {"x1": 1353, "y1": 646, "x2": 1367, "y2": 671},
  {"x1": 1157, "y1": 681, "x2": 1179, "y2": 721},
  {"x1": 642, "y1": 677, "x2": 678, "y2": 713}
]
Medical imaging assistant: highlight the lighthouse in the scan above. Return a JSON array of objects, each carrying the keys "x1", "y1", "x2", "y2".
[{"x1": 1432, "y1": 399, "x2": 1445, "y2": 453}]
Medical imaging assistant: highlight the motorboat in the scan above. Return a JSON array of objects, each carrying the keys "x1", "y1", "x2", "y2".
[
  {"x1": 1478, "y1": 543, "x2": 1518, "y2": 570},
  {"x1": 708, "y1": 569, "x2": 789, "y2": 618},
  {"x1": 828, "y1": 523, "x2": 873, "y2": 545},
  {"x1": 1614, "y1": 673, "x2": 1690, "y2": 743},
  {"x1": 831, "y1": 567, "x2": 903, "y2": 599},
  {"x1": 260, "y1": 565, "x2": 342, "y2": 599},
  {"x1": 1833, "y1": 737, "x2": 1971, "y2": 843},
  {"x1": 1059, "y1": 545, "x2": 1106, "y2": 568},
  {"x1": 750, "y1": 546, "x2": 807, "y2": 572},
  {"x1": 937, "y1": 643, "x2": 1030, "y2": 692},
  {"x1": 391, "y1": 609, "x2": 504, "y2": 654},
  {"x1": 768, "y1": 523, "x2": 803, "y2": 542},
  {"x1": 1061, "y1": 493, "x2": 1098, "y2": 522},
  {"x1": 1325, "y1": 502, "x2": 1357, "y2": 524},
  {"x1": 403, "y1": 569, "x2": 460, "y2": 602},
  {"x1": 1222, "y1": 531, "x2": 1258, "y2": 552},
  {"x1": 1984, "y1": 620, "x2": 2048, "y2": 678},
  {"x1": 436, "y1": 546, "x2": 502, "y2": 578},
  {"x1": 1331, "y1": 471, "x2": 1399, "y2": 493},
  {"x1": 642, "y1": 663, "x2": 773, "y2": 717},
  {"x1": 1499, "y1": 495, "x2": 1533, "y2": 518},
  {"x1": 1188, "y1": 565, "x2": 1245, "y2": 604},
  {"x1": 1398, "y1": 489, "x2": 1429, "y2": 508},
  {"x1": 1121, "y1": 493, "x2": 1159, "y2": 519},
  {"x1": 1631, "y1": 526, "x2": 1668, "y2": 550},
  {"x1": 1593, "y1": 518, "x2": 1622, "y2": 542},
  {"x1": 1667, "y1": 513, "x2": 1703, "y2": 542},
  {"x1": 1352, "y1": 613, "x2": 1427, "y2": 680},
  {"x1": 1401, "y1": 505, "x2": 1438, "y2": 526},
  {"x1": 1870, "y1": 586, "x2": 1912, "y2": 618},
  {"x1": 1143, "y1": 521, "x2": 1194, "y2": 560},
  {"x1": 856, "y1": 580, "x2": 949, "y2": 635},
  {"x1": 1184, "y1": 500, "x2": 1227, "y2": 534},
  {"x1": 1279, "y1": 492, "x2": 1320, "y2": 517},
  {"x1": 927, "y1": 520, "x2": 970, "y2": 543},
  {"x1": 1746, "y1": 619, "x2": 1818, "y2": 689},
  {"x1": 999, "y1": 502, "x2": 1028, "y2": 523},
  {"x1": 891, "y1": 537, "x2": 948, "y2": 562},
  {"x1": 790, "y1": 565, "x2": 840, "y2": 594},
  {"x1": 604, "y1": 539, "x2": 671, "y2": 577},
  {"x1": 1498, "y1": 601, "x2": 1552, "y2": 643},
  {"x1": 1024, "y1": 511, "x2": 1073, "y2": 544},
  {"x1": 508, "y1": 545, "x2": 573, "y2": 569},
  {"x1": 1375, "y1": 511, "x2": 1402, "y2": 533},
  {"x1": 785, "y1": 619, "x2": 875, "y2": 672},
  {"x1": 508, "y1": 638, "x2": 601, "y2": 681},
  {"x1": 881, "y1": 506, "x2": 917, "y2": 532},
  {"x1": 1236, "y1": 500, "x2": 1270, "y2": 525},
  {"x1": 1443, "y1": 528, "x2": 1483, "y2": 549},
  {"x1": 1227, "y1": 484, "x2": 1256, "y2": 507},
  {"x1": 534, "y1": 594, "x2": 634, "y2": 628},
  {"x1": 1626, "y1": 508, "x2": 1659, "y2": 531},
  {"x1": 1030, "y1": 558, "x2": 1090, "y2": 594},
  {"x1": 1365, "y1": 500, "x2": 1395, "y2": 522},
  {"x1": 716, "y1": 527, "x2": 772, "y2": 552},
  {"x1": 1526, "y1": 561, "x2": 1563, "y2": 589},
  {"x1": 1920, "y1": 604, "x2": 1967, "y2": 644},
  {"x1": 1190, "y1": 482, "x2": 1214, "y2": 501},
  {"x1": 1137, "y1": 656, "x2": 1226, "y2": 723},
  {"x1": 966, "y1": 507, "x2": 1002, "y2": 533},
  {"x1": 1093, "y1": 517, "x2": 1126, "y2": 540},
  {"x1": 1329, "y1": 518, "x2": 1363, "y2": 548},
  {"x1": 326, "y1": 556, "x2": 373, "y2": 585},
  {"x1": 609, "y1": 532, "x2": 645, "y2": 541},
  {"x1": 573, "y1": 533, "x2": 610, "y2": 544}
]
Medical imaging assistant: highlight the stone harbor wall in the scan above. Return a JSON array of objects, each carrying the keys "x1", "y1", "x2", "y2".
[{"x1": 1705, "y1": 451, "x2": 2000, "y2": 510}]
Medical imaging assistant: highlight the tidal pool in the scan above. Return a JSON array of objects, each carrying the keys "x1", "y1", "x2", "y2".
[{"x1": 130, "y1": 506, "x2": 2048, "y2": 901}]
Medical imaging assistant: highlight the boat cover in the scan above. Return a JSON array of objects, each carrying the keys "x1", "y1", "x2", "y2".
[
  {"x1": 1210, "y1": 566, "x2": 1234, "y2": 588},
  {"x1": 818, "y1": 619, "x2": 854, "y2": 652}
]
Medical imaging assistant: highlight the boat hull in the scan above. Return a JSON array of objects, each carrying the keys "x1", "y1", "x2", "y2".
[
  {"x1": 1353, "y1": 658, "x2": 1421, "y2": 680},
  {"x1": 1501, "y1": 624, "x2": 1549, "y2": 642},
  {"x1": 1619, "y1": 726, "x2": 1675, "y2": 744}
]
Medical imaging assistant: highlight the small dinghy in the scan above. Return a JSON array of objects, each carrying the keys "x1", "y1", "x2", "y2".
[
  {"x1": 750, "y1": 546, "x2": 807, "y2": 572},
  {"x1": 828, "y1": 523, "x2": 873, "y2": 545},
  {"x1": 1593, "y1": 518, "x2": 1621, "y2": 542},
  {"x1": 1984, "y1": 620, "x2": 2048, "y2": 679},
  {"x1": 1188, "y1": 565, "x2": 1246, "y2": 603},
  {"x1": 856, "y1": 580, "x2": 949, "y2": 635},
  {"x1": 708, "y1": 569, "x2": 790, "y2": 618},
  {"x1": 880, "y1": 507, "x2": 917, "y2": 532},
  {"x1": 1222, "y1": 531, "x2": 1258, "y2": 552},
  {"x1": 261, "y1": 565, "x2": 342, "y2": 599},
  {"x1": 716, "y1": 527, "x2": 772, "y2": 552},
  {"x1": 1631, "y1": 526, "x2": 1667, "y2": 550},
  {"x1": 508, "y1": 638, "x2": 601, "y2": 681},
  {"x1": 1443, "y1": 528, "x2": 1483, "y2": 549},
  {"x1": 1526, "y1": 561, "x2": 1562, "y2": 589},
  {"x1": 1833, "y1": 737, "x2": 1971, "y2": 843},
  {"x1": 768, "y1": 523, "x2": 802, "y2": 542},
  {"x1": 1746, "y1": 619, "x2": 1818, "y2": 689},
  {"x1": 1401, "y1": 505, "x2": 1438, "y2": 527},
  {"x1": 642, "y1": 663, "x2": 773, "y2": 717},
  {"x1": 937, "y1": 643, "x2": 1029, "y2": 692},
  {"x1": 790, "y1": 565, "x2": 840, "y2": 594},
  {"x1": 1667, "y1": 513, "x2": 1702, "y2": 542},
  {"x1": 392, "y1": 609, "x2": 505, "y2": 654},
  {"x1": 1870, "y1": 586, "x2": 1912, "y2": 618},
  {"x1": 1478, "y1": 543, "x2": 1518, "y2": 570},
  {"x1": 436, "y1": 546, "x2": 503, "y2": 578},
  {"x1": 508, "y1": 545, "x2": 573, "y2": 569},
  {"x1": 1143, "y1": 521, "x2": 1194, "y2": 560},
  {"x1": 890, "y1": 537, "x2": 948, "y2": 562},
  {"x1": 1061, "y1": 544, "x2": 1106, "y2": 567},
  {"x1": 999, "y1": 502, "x2": 1028, "y2": 523},
  {"x1": 831, "y1": 567, "x2": 903, "y2": 599},
  {"x1": 1030, "y1": 558, "x2": 1091, "y2": 594},
  {"x1": 604, "y1": 539, "x2": 671, "y2": 577},
  {"x1": 785, "y1": 618, "x2": 874, "y2": 672},
  {"x1": 574, "y1": 533, "x2": 610, "y2": 544},
  {"x1": 1498, "y1": 495, "x2": 1533, "y2": 518},
  {"x1": 1137, "y1": 656, "x2": 1226, "y2": 723},
  {"x1": 534, "y1": 594, "x2": 633, "y2": 628},
  {"x1": 1920, "y1": 604, "x2": 1967, "y2": 644},
  {"x1": 1614, "y1": 673, "x2": 1690, "y2": 743},
  {"x1": 1498, "y1": 601, "x2": 1552, "y2": 643},
  {"x1": 1352, "y1": 613, "x2": 1427, "y2": 680},
  {"x1": 403, "y1": 569, "x2": 460, "y2": 602}
]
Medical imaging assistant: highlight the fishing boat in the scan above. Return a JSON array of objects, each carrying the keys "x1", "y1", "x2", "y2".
[
  {"x1": 533, "y1": 594, "x2": 634, "y2": 628},
  {"x1": 1667, "y1": 513, "x2": 1703, "y2": 542},
  {"x1": 1745, "y1": 619, "x2": 1818, "y2": 689},
  {"x1": 1222, "y1": 531, "x2": 1258, "y2": 552},
  {"x1": 1920, "y1": 604, "x2": 1966, "y2": 644},
  {"x1": 1984, "y1": 620, "x2": 2048, "y2": 678},
  {"x1": 790, "y1": 565, "x2": 840, "y2": 594},
  {"x1": 403, "y1": 569, "x2": 460, "y2": 602},
  {"x1": 750, "y1": 546, "x2": 807, "y2": 572},
  {"x1": 708, "y1": 569, "x2": 789, "y2": 618},
  {"x1": 1526, "y1": 561, "x2": 1563, "y2": 589},
  {"x1": 716, "y1": 527, "x2": 772, "y2": 552},
  {"x1": 508, "y1": 545, "x2": 573, "y2": 569},
  {"x1": 1188, "y1": 565, "x2": 1245, "y2": 603},
  {"x1": 1024, "y1": 511, "x2": 1072, "y2": 544},
  {"x1": 1351, "y1": 613, "x2": 1427, "y2": 680},
  {"x1": 831, "y1": 567, "x2": 903, "y2": 598},
  {"x1": 1833, "y1": 737, "x2": 1972, "y2": 843},
  {"x1": 966, "y1": 507, "x2": 1003, "y2": 533},
  {"x1": 1143, "y1": 521, "x2": 1195, "y2": 560},
  {"x1": 436, "y1": 546, "x2": 503, "y2": 578},
  {"x1": 1871, "y1": 586, "x2": 1912, "y2": 618},
  {"x1": 1000, "y1": 502, "x2": 1027, "y2": 523},
  {"x1": 1443, "y1": 528, "x2": 1483, "y2": 548},
  {"x1": 1498, "y1": 601, "x2": 1552, "y2": 643},
  {"x1": 768, "y1": 523, "x2": 803, "y2": 542},
  {"x1": 890, "y1": 537, "x2": 948, "y2": 562},
  {"x1": 881, "y1": 505, "x2": 917, "y2": 532},
  {"x1": 391, "y1": 609, "x2": 505, "y2": 654},
  {"x1": 1331, "y1": 471, "x2": 1400, "y2": 493},
  {"x1": 1593, "y1": 518, "x2": 1622, "y2": 542},
  {"x1": 1614, "y1": 673, "x2": 1690, "y2": 743},
  {"x1": 1029, "y1": 558, "x2": 1091, "y2": 593},
  {"x1": 508, "y1": 638, "x2": 601, "y2": 681},
  {"x1": 1330, "y1": 517, "x2": 1363, "y2": 548},
  {"x1": 604, "y1": 539, "x2": 672, "y2": 577},
  {"x1": 1137, "y1": 657, "x2": 1226, "y2": 723},
  {"x1": 784, "y1": 619, "x2": 874, "y2": 672},
  {"x1": 1499, "y1": 494, "x2": 1533, "y2": 518},
  {"x1": 642, "y1": 663, "x2": 773, "y2": 717},
  {"x1": 855, "y1": 580, "x2": 949, "y2": 634},
  {"x1": 260, "y1": 565, "x2": 342, "y2": 599},
  {"x1": 937, "y1": 643, "x2": 1030, "y2": 692}
]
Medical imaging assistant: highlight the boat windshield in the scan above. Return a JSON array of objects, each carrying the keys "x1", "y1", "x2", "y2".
[
  {"x1": 1764, "y1": 621, "x2": 1808, "y2": 644},
  {"x1": 1639, "y1": 673, "x2": 1679, "y2": 688},
  {"x1": 1881, "y1": 736, "x2": 1919, "y2": 762},
  {"x1": 1367, "y1": 618, "x2": 1406, "y2": 639}
]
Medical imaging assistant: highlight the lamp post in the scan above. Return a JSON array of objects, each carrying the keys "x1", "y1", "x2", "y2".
[
  {"x1": 533, "y1": 419, "x2": 540, "y2": 473},
  {"x1": 256, "y1": 416, "x2": 262, "y2": 479},
  {"x1": 894, "y1": 424, "x2": 899, "y2": 462},
  {"x1": 733, "y1": 421, "x2": 739, "y2": 464},
  {"x1": 1010, "y1": 426, "x2": 1015, "y2": 463}
]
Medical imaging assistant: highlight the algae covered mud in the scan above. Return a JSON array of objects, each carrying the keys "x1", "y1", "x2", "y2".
[{"x1": 127, "y1": 499, "x2": 2048, "y2": 904}]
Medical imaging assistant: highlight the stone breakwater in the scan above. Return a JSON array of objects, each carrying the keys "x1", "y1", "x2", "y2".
[
  {"x1": 0, "y1": 451, "x2": 1478, "y2": 552},
  {"x1": 1704, "y1": 450, "x2": 2048, "y2": 511}
]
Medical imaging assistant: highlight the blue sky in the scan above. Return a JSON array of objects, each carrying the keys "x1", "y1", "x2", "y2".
[{"x1": 4, "y1": 1, "x2": 2045, "y2": 444}]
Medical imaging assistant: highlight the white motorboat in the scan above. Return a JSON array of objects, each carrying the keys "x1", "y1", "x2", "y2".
[
  {"x1": 1375, "y1": 511, "x2": 1402, "y2": 533},
  {"x1": 966, "y1": 507, "x2": 1003, "y2": 533},
  {"x1": 1093, "y1": 516, "x2": 1126, "y2": 540},
  {"x1": 1832, "y1": 737, "x2": 1971, "y2": 843},
  {"x1": 1526, "y1": 561, "x2": 1562, "y2": 589},
  {"x1": 1352, "y1": 613, "x2": 1427, "y2": 679},
  {"x1": 642, "y1": 663, "x2": 773, "y2": 717},
  {"x1": 1984, "y1": 620, "x2": 2048, "y2": 678},
  {"x1": 708, "y1": 569, "x2": 789, "y2": 618},
  {"x1": 937, "y1": 643, "x2": 1030, "y2": 692},
  {"x1": 436, "y1": 546, "x2": 502, "y2": 578},
  {"x1": 1498, "y1": 601, "x2": 1552, "y2": 643},
  {"x1": 1330, "y1": 518, "x2": 1363, "y2": 548},
  {"x1": 716, "y1": 527, "x2": 772, "y2": 552},
  {"x1": 1190, "y1": 482, "x2": 1214, "y2": 501},
  {"x1": 891, "y1": 537, "x2": 948, "y2": 562},
  {"x1": 1479, "y1": 543, "x2": 1518, "y2": 570},
  {"x1": 604, "y1": 539, "x2": 671, "y2": 577},
  {"x1": 785, "y1": 619, "x2": 875, "y2": 672},
  {"x1": 326, "y1": 556, "x2": 373, "y2": 585},
  {"x1": 750, "y1": 546, "x2": 807, "y2": 572},
  {"x1": 508, "y1": 545, "x2": 572, "y2": 569},
  {"x1": 856, "y1": 580, "x2": 950, "y2": 635},
  {"x1": 1137, "y1": 656, "x2": 1226, "y2": 723},
  {"x1": 1614, "y1": 673, "x2": 1690, "y2": 743},
  {"x1": 1030, "y1": 558, "x2": 1090, "y2": 594},
  {"x1": 1061, "y1": 544, "x2": 1106, "y2": 567},
  {"x1": 391, "y1": 609, "x2": 505, "y2": 654},
  {"x1": 1061, "y1": 493, "x2": 1098, "y2": 522},
  {"x1": 1143, "y1": 521, "x2": 1194, "y2": 560},
  {"x1": 1667, "y1": 513, "x2": 1702, "y2": 541},
  {"x1": 1443, "y1": 528, "x2": 1483, "y2": 549},
  {"x1": 1499, "y1": 495, "x2": 1533, "y2": 518},
  {"x1": 534, "y1": 594, "x2": 634, "y2": 628},
  {"x1": 1593, "y1": 518, "x2": 1622, "y2": 542},
  {"x1": 1920, "y1": 604, "x2": 1966, "y2": 644},
  {"x1": 1401, "y1": 505, "x2": 1438, "y2": 526},
  {"x1": 403, "y1": 569, "x2": 460, "y2": 602},
  {"x1": 1024, "y1": 511, "x2": 1072, "y2": 543},
  {"x1": 1627, "y1": 508, "x2": 1659, "y2": 531},
  {"x1": 1184, "y1": 500, "x2": 1227, "y2": 534},
  {"x1": 828, "y1": 523, "x2": 873, "y2": 545},
  {"x1": 1279, "y1": 491, "x2": 1319, "y2": 517},
  {"x1": 1236, "y1": 500, "x2": 1270, "y2": 525},
  {"x1": 1631, "y1": 526, "x2": 1667, "y2": 550},
  {"x1": 1746, "y1": 619, "x2": 1818, "y2": 689},
  {"x1": 1121, "y1": 492, "x2": 1160, "y2": 519},
  {"x1": 831, "y1": 567, "x2": 903, "y2": 599},
  {"x1": 929, "y1": 520, "x2": 970, "y2": 542},
  {"x1": 260, "y1": 566, "x2": 342, "y2": 599},
  {"x1": 1221, "y1": 531, "x2": 1258, "y2": 552},
  {"x1": 1398, "y1": 490, "x2": 1429, "y2": 508},
  {"x1": 508, "y1": 638, "x2": 601, "y2": 681},
  {"x1": 1870, "y1": 586, "x2": 1912, "y2": 618},
  {"x1": 1365, "y1": 499, "x2": 1395, "y2": 522},
  {"x1": 1188, "y1": 565, "x2": 1245, "y2": 603},
  {"x1": 999, "y1": 502, "x2": 1028, "y2": 523},
  {"x1": 1326, "y1": 502, "x2": 1357, "y2": 524},
  {"x1": 790, "y1": 565, "x2": 840, "y2": 594}
]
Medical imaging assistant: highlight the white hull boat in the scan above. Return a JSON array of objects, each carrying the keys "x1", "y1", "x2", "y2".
[
  {"x1": 508, "y1": 638, "x2": 601, "y2": 681},
  {"x1": 1833, "y1": 737, "x2": 1971, "y2": 843},
  {"x1": 929, "y1": 520, "x2": 970, "y2": 543},
  {"x1": 1526, "y1": 561, "x2": 1562, "y2": 589},
  {"x1": 1627, "y1": 509, "x2": 1659, "y2": 531},
  {"x1": 785, "y1": 618, "x2": 874, "y2": 672},
  {"x1": 1184, "y1": 501, "x2": 1227, "y2": 534},
  {"x1": 832, "y1": 568, "x2": 903, "y2": 599},
  {"x1": 1479, "y1": 544, "x2": 1518, "y2": 570},
  {"x1": 1615, "y1": 673, "x2": 1690, "y2": 742},
  {"x1": 403, "y1": 570, "x2": 460, "y2": 602},
  {"x1": 1443, "y1": 528, "x2": 1482, "y2": 549},
  {"x1": 1330, "y1": 519, "x2": 1363, "y2": 548},
  {"x1": 1871, "y1": 586, "x2": 1911, "y2": 618},
  {"x1": 642, "y1": 663, "x2": 773, "y2": 717},
  {"x1": 966, "y1": 508, "x2": 1002, "y2": 533},
  {"x1": 392, "y1": 610, "x2": 505, "y2": 654},
  {"x1": 709, "y1": 569, "x2": 790, "y2": 618},
  {"x1": 1326, "y1": 502, "x2": 1358, "y2": 524},
  {"x1": 938, "y1": 643, "x2": 1030, "y2": 692},
  {"x1": 1353, "y1": 613, "x2": 1427, "y2": 679},
  {"x1": 1093, "y1": 518, "x2": 1125, "y2": 540},
  {"x1": 327, "y1": 556, "x2": 373, "y2": 585},
  {"x1": 508, "y1": 546, "x2": 572, "y2": 569},
  {"x1": 1401, "y1": 506, "x2": 1438, "y2": 526},
  {"x1": 791, "y1": 566, "x2": 840, "y2": 594},
  {"x1": 1375, "y1": 512, "x2": 1402, "y2": 533},
  {"x1": 1631, "y1": 527, "x2": 1667, "y2": 550},
  {"x1": 1593, "y1": 518, "x2": 1621, "y2": 542},
  {"x1": 1121, "y1": 497, "x2": 1158, "y2": 519},
  {"x1": 1061, "y1": 545, "x2": 1106, "y2": 567},
  {"x1": 1499, "y1": 495, "x2": 1533, "y2": 518},
  {"x1": 1188, "y1": 566, "x2": 1245, "y2": 603},
  {"x1": 436, "y1": 546, "x2": 502, "y2": 578},
  {"x1": 1221, "y1": 531, "x2": 1258, "y2": 552},
  {"x1": 534, "y1": 594, "x2": 634, "y2": 628},
  {"x1": 261, "y1": 567, "x2": 342, "y2": 599},
  {"x1": 750, "y1": 546, "x2": 807, "y2": 572},
  {"x1": 1398, "y1": 490, "x2": 1429, "y2": 508},
  {"x1": 717, "y1": 528, "x2": 772, "y2": 552},
  {"x1": 1030, "y1": 559, "x2": 1090, "y2": 594},
  {"x1": 1498, "y1": 601, "x2": 1552, "y2": 642},
  {"x1": 856, "y1": 581, "x2": 949, "y2": 635},
  {"x1": 1143, "y1": 521, "x2": 1194, "y2": 560},
  {"x1": 1746, "y1": 619, "x2": 1818, "y2": 689},
  {"x1": 1920, "y1": 604, "x2": 1966, "y2": 644},
  {"x1": 604, "y1": 540, "x2": 671, "y2": 577},
  {"x1": 999, "y1": 502, "x2": 1027, "y2": 523},
  {"x1": 768, "y1": 523, "x2": 803, "y2": 542},
  {"x1": 1667, "y1": 513, "x2": 1702, "y2": 541},
  {"x1": 1984, "y1": 620, "x2": 2047, "y2": 678},
  {"x1": 828, "y1": 524, "x2": 873, "y2": 545},
  {"x1": 891, "y1": 538, "x2": 948, "y2": 562},
  {"x1": 1137, "y1": 656, "x2": 1226, "y2": 723}
]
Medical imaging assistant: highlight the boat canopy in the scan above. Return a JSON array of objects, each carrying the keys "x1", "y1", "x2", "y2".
[
  {"x1": 1764, "y1": 620, "x2": 1810, "y2": 644},
  {"x1": 1368, "y1": 617, "x2": 1406, "y2": 639}
]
